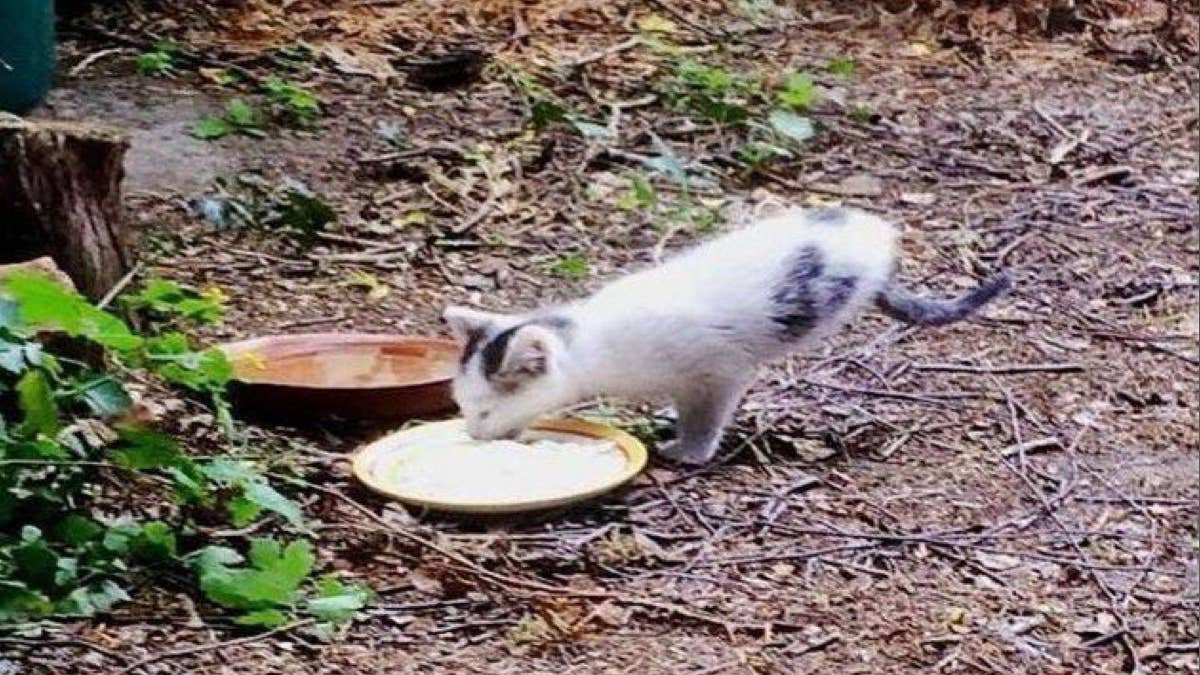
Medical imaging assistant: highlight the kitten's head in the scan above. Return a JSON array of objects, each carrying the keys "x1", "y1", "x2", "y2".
[{"x1": 442, "y1": 306, "x2": 574, "y2": 440}]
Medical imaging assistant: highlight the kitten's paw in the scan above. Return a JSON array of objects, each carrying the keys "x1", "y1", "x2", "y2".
[{"x1": 657, "y1": 440, "x2": 714, "y2": 466}]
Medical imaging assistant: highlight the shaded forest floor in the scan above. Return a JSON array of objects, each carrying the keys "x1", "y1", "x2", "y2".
[{"x1": 16, "y1": 1, "x2": 1200, "y2": 673}]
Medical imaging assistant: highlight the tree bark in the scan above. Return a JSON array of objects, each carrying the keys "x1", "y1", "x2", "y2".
[{"x1": 0, "y1": 114, "x2": 131, "y2": 300}]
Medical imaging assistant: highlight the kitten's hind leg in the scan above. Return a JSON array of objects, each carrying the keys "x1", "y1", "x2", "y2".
[{"x1": 659, "y1": 379, "x2": 751, "y2": 465}]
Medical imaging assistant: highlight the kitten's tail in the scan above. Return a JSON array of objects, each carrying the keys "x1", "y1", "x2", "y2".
[{"x1": 875, "y1": 273, "x2": 1011, "y2": 326}]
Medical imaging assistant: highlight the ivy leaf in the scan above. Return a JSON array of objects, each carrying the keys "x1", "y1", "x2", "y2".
[
  {"x1": 777, "y1": 71, "x2": 817, "y2": 110},
  {"x1": 226, "y1": 99, "x2": 260, "y2": 127},
  {"x1": 530, "y1": 99, "x2": 566, "y2": 130},
  {"x1": 57, "y1": 515, "x2": 104, "y2": 547},
  {"x1": 236, "y1": 608, "x2": 290, "y2": 628},
  {"x1": 79, "y1": 377, "x2": 132, "y2": 418},
  {"x1": 305, "y1": 576, "x2": 371, "y2": 624},
  {"x1": 228, "y1": 495, "x2": 264, "y2": 527},
  {"x1": 0, "y1": 582, "x2": 52, "y2": 622},
  {"x1": 198, "y1": 538, "x2": 315, "y2": 611},
  {"x1": 1, "y1": 273, "x2": 141, "y2": 351},
  {"x1": 0, "y1": 297, "x2": 18, "y2": 330},
  {"x1": 17, "y1": 370, "x2": 59, "y2": 436},
  {"x1": 243, "y1": 482, "x2": 304, "y2": 528},
  {"x1": 190, "y1": 545, "x2": 243, "y2": 575},
  {"x1": 0, "y1": 338, "x2": 26, "y2": 374},
  {"x1": 130, "y1": 521, "x2": 178, "y2": 563},
  {"x1": 768, "y1": 110, "x2": 815, "y2": 143},
  {"x1": 13, "y1": 527, "x2": 59, "y2": 592},
  {"x1": 55, "y1": 581, "x2": 130, "y2": 617},
  {"x1": 193, "y1": 115, "x2": 233, "y2": 140}
]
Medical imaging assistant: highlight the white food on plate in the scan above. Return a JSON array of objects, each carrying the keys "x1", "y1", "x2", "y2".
[{"x1": 382, "y1": 426, "x2": 627, "y2": 503}]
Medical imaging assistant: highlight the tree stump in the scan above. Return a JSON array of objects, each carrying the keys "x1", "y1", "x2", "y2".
[{"x1": 0, "y1": 114, "x2": 131, "y2": 300}]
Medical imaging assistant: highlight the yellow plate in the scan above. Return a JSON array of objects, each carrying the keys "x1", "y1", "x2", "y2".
[{"x1": 351, "y1": 418, "x2": 648, "y2": 514}]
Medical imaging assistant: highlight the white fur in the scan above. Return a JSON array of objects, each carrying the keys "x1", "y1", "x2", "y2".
[{"x1": 445, "y1": 207, "x2": 901, "y2": 462}]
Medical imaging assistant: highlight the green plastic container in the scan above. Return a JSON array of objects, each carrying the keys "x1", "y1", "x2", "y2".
[{"x1": 0, "y1": 1, "x2": 55, "y2": 114}]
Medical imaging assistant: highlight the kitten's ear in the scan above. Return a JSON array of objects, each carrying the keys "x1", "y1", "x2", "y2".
[
  {"x1": 442, "y1": 305, "x2": 499, "y2": 343},
  {"x1": 498, "y1": 325, "x2": 558, "y2": 380}
]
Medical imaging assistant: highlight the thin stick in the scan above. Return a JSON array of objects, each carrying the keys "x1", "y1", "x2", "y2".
[
  {"x1": 912, "y1": 362, "x2": 1084, "y2": 375},
  {"x1": 96, "y1": 263, "x2": 143, "y2": 309}
]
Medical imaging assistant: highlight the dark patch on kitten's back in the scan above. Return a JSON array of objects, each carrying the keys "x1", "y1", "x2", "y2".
[
  {"x1": 806, "y1": 207, "x2": 848, "y2": 225},
  {"x1": 771, "y1": 245, "x2": 858, "y2": 338}
]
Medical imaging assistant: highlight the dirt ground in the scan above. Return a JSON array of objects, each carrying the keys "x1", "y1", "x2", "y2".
[{"x1": 11, "y1": 1, "x2": 1199, "y2": 673}]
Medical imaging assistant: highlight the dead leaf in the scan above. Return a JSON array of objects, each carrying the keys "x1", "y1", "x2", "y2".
[
  {"x1": 320, "y1": 44, "x2": 397, "y2": 80},
  {"x1": 900, "y1": 191, "x2": 936, "y2": 206},
  {"x1": 409, "y1": 569, "x2": 445, "y2": 598},
  {"x1": 836, "y1": 173, "x2": 885, "y2": 197}
]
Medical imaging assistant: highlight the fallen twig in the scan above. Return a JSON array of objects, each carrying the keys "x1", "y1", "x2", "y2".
[{"x1": 912, "y1": 362, "x2": 1084, "y2": 375}]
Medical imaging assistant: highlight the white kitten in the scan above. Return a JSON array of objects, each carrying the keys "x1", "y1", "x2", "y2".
[{"x1": 443, "y1": 207, "x2": 1009, "y2": 465}]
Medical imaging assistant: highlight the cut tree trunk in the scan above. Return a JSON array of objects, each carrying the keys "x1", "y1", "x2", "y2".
[{"x1": 0, "y1": 114, "x2": 131, "y2": 300}]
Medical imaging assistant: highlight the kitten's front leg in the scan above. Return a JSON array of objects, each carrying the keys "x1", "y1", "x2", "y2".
[{"x1": 658, "y1": 379, "x2": 750, "y2": 465}]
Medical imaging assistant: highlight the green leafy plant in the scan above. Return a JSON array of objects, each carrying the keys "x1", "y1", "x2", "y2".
[
  {"x1": 776, "y1": 71, "x2": 817, "y2": 110},
  {"x1": 667, "y1": 60, "x2": 757, "y2": 124},
  {"x1": 262, "y1": 78, "x2": 322, "y2": 126},
  {"x1": 849, "y1": 105, "x2": 875, "y2": 124},
  {"x1": 192, "y1": 539, "x2": 370, "y2": 629},
  {"x1": 0, "y1": 274, "x2": 362, "y2": 629},
  {"x1": 546, "y1": 254, "x2": 590, "y2": 279},
  {"x1": 827, "y1": 57, "x2": 856, "y2": 78},
  {"x1": 617, "y1": 173, "x2": 658, "y2": 211},
  {"x1": 193, "y1": 99, "x2": 266, "y2": 140},
  {"x1": 122, "y1": 278, "x2": 226, "y2": 325},
  {"x1": 135, "y1": 40, "x2": 179, "y2": 77}
]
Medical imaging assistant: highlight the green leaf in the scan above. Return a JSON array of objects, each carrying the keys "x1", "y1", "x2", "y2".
[
  {"x1": 1, "y1": 273, "x2": 141, "y2": 351},
  {"x1": 530, "y1": 99, "x2": 566, "y2": 130},
  {"x1": 193, "y1": 115, "x2": 234, "y2": 140},
  {"x1": 0, "y1": 338, "x2": 26, "y2": 374},
  {"x1": 56, "y1": 581, "x2": 130, "y2": 617},
  {"x1": 111, "y1": 428, "x2": 185, "y2": 471},
  {"x1": 236, "y1": 608, "x2": 290, "y2": 627},
  {"x1": 121, "y1": 278, "x2": 225, "y2": 324},
  {"x1": 79, "y1": 377, "x2": 132, "y2": 418},
  {"x1": 57, "y1": 515, "x2": 104, "y2": 547},
  {"x1": 136, "y1": 51, "x2": 174, "y2": 76},
  {"x1": 147, "y1": 339, "x2": 233, "y2": 393},
  {"x1": 198, "y1": 538, "x2": 315, "y2": 611},
  {"x1": 13, "y1": 527, "x2": 59, "y2": 592},
  {"x1": 262, "y1": 78, "x2": 321, "y2": 124},
  {"x1": 306, "y1": 576, "x2": 371, "y2": 624},
  {"x1": 691, "y1": 96, "x2": 749, "y2": 124},
  {"x1": 0, "y1": 582, "x2": 52, "y2": 622},
  {"x1": 546, "y1": 255, "x2": 589, "y2": 279},
  {"x1": 169, "y1": 465, "x2": 211, "y2": 505},
  {"x1": 827, "y1": 56, "x2": 856, "y2": 78},
  {"x1": 272, "y1": 186, "x2": 337, "y2": 237},
  {"x1": 17, "y1": 370, "x2": 59, "y2": 436},
  {"x1": 191, "y1": 545, "x2": 242, "y2": 570},
  {"x1": 228, "y1": 495, "x2": 264, "y2": 527},
  {"x1": 130, "y1": 521, "x2": 177, "y2": 563},
  {"x1": 777, "y1": 71, "x2": 817, "y2": 110},
  {"x1": 768, "y1": 109, "x2": 815, "y2": 143},
  {"x1": 0, "y1": 297, "x2": 18, "y2": 330},
  {"x1": 242, "y1": 482, "x2": 304, "y2": 528},
  {"x1": 226, "y1": 99, "x2": 260, "y2": 127}
]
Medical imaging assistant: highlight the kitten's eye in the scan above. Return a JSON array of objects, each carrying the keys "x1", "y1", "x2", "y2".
[{"x1": 479, "y1": 411, "x2": 491, "y2": 420}]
